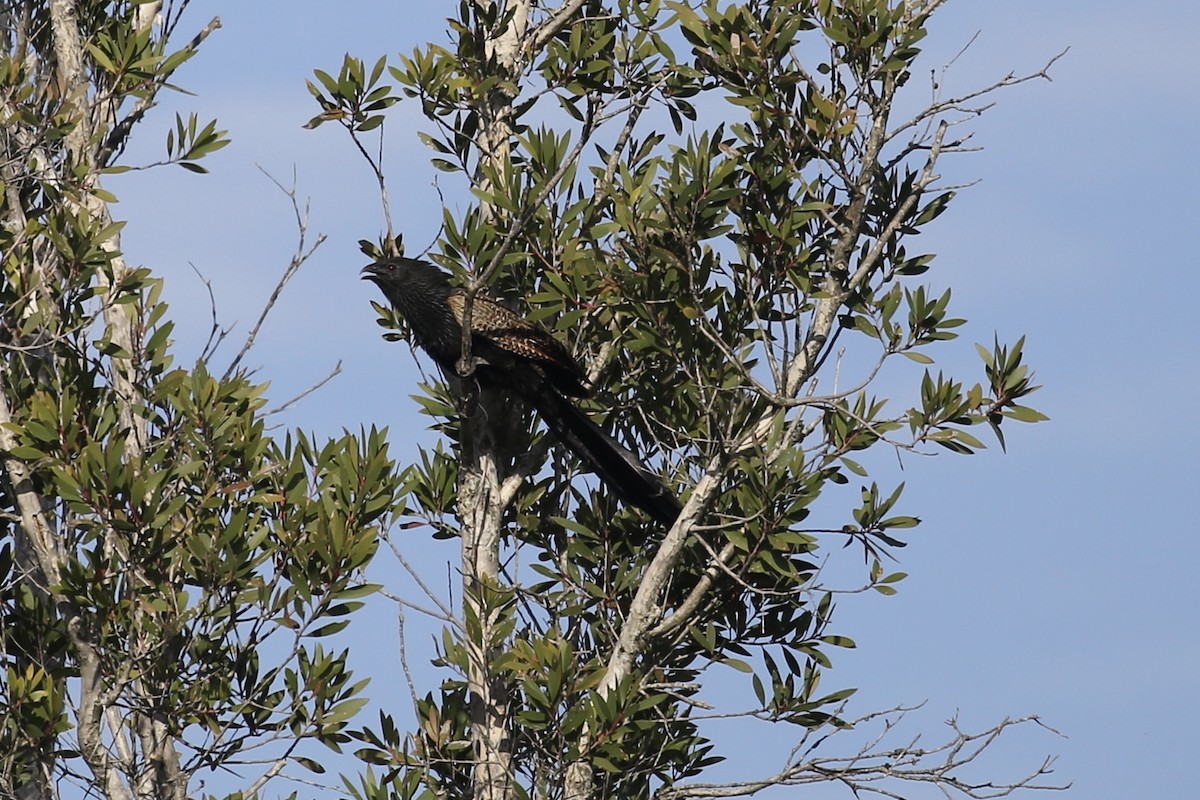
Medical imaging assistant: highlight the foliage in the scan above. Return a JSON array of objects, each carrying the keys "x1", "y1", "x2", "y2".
[
  {"x1": 307, "y1": 1, "x2": 1054, "y2": 799},
  {"x1": 0, "y1": 3, "x2": 401, "y2": 797}
]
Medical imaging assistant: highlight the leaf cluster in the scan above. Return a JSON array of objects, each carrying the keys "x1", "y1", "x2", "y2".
[{"x1": 0, "y1": 4, "x2": 407, "y2": 796}]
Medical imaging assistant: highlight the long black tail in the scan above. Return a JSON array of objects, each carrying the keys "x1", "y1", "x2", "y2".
[{"x1": 524, "y1": 388, "x2": 682, "y2": 527}]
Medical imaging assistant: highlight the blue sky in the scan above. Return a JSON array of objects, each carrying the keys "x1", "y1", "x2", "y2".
[{"x1": 109, "y1": 2, "x2": 1199, "y2": 797}]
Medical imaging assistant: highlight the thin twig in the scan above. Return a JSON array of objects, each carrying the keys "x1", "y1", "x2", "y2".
[
  {"x1": 224, "y1": 167, "x2": 327, "y2": 379},
  {"x1": 264, "y1": 360, "x2": 343, "y2": 416}
]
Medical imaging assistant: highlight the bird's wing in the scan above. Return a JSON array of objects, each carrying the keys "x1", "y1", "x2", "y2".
[{"x1": 446, "y1": 292, "x2": 590, "y2": 397}]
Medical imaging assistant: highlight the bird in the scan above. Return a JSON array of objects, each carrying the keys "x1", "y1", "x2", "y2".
[{"x1": 362, "y1": 256, "x2": 682, "y2": 527}]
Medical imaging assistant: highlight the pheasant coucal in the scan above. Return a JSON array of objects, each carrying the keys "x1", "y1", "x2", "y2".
[{"x1": 362, "y1": 257, "x2": 682, "y2": 527}]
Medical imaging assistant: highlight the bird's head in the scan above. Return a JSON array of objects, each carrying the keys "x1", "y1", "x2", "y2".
[{"x1": 361, "y1": 257, "x2": 453, "y2": 304}]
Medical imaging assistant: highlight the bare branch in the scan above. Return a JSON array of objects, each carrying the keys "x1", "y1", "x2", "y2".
[
  {"x1": 264, "y1": 361, "x2": 343, "y2": 416},
  {"x1": 224, "y1": 167, "x2": 327, "y2": 379},
  {"x1": 656, "y1": 712, "x2": 1068, "y2": 800},
  {"x1": 526, "y1": 0, "x2": 590, "y2": 55},
  {"x1": 189, "y1": 261, "x2": 234, "y2": 362},
  {"x1": 887, "y1": 49, "x2": 1068, "y2": 144}
]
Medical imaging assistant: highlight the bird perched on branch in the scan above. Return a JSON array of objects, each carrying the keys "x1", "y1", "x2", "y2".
[{"x1": 362, "y1": 256, "x2": 682, "y2": 527}]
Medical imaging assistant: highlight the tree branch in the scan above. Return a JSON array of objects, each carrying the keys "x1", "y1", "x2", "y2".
[
  {"x1": 225, "y1": 167, "x2": 327, "y2": 380},
  {"x1": 656, "y1": 712, "x2": 1067, "y2": 800}
]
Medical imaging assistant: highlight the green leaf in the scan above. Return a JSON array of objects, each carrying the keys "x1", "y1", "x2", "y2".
[
  {"x1": 326, "y1": 697, "x2": 369, "y2": 725},
  {"x1": 1005, "y1": 404, "x2": 1049, "y2": 423},
  {"x1": 292, "y1": 756, "x2": 325, "y2": 774},
  {"x1": 337, "y1": 583, "x2": 383, "y2": 600},
  {"x1": 307, "y1": 620, "x2": 350, "y2": 638},
  {"x1": 357, "y1": 115, "x2": 384, "y2": 132}
]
